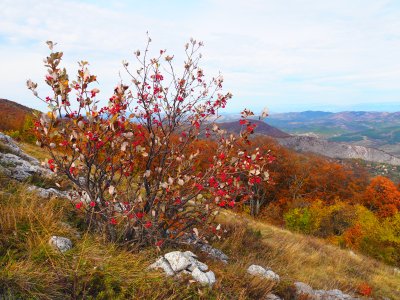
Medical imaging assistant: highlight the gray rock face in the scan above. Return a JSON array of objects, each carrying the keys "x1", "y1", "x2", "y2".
[
  {"x1": 49, "y1": 236, "x2": 73, "y2": 253},
  {"x1": 247, "y1": 264, "x2": 280, "y2": 282},
  {"x1": 148, "y1": 250, "x2": 215, "y2": 286},
  {"x1": 0, "y1": 132, "x2": 39, "y2": 164},
  {"x1": 0, "y1": 133, "x2": 51, "y2": 181},
  {"x1": 0, "y1": 153, "x2": 50, "y2": 181},
  {"x1": 277, "y1": 136, "x2": 400, "y2": 166},
  {"x1": 294, "y1": 282, "x2": 359, "y2": 300},
  {"x1": 0, "y1": 133, "x2": 70, "y2": 199}
]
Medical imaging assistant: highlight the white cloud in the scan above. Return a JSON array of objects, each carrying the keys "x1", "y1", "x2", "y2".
[{"x1": 1, "y1": 0, "x2": 400, "y2": 112}]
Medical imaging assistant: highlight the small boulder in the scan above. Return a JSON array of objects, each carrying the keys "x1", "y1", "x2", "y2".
[
  {"x1": 148, "y1": 257, "x2": 175, "y2": 276},
  {"x1": 164, "y1": 251, "x2": 192, "y2": 272},
  {"x1": 148, "y1": 250, "x2": 216, "y2": 287},
  {"x1": 247, "y1": 264, "x2": 280, "y2": 282},
  {"x1": 49, "y1": 236, "x2": 72, "y2": 253},
  {"x1": 191, "y1": 267, "x2": 216, "y2": 286}
]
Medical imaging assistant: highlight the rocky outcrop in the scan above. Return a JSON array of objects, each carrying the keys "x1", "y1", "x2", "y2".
[
  {"x1": 0, "y1": 132, "x2": 51, "y2": 181},
  {"x1": 277, "y1": 136, "x2": 400, "y2": 166},
  {"x1": 0, "y1": 132, "x2": 39, "y2": 164},
  {"x1": 148, "y1": 251, "x2": 216, "y2": 286},
  {"x1": 0, "y1": 133, "x2": 71, "y2": 200}
]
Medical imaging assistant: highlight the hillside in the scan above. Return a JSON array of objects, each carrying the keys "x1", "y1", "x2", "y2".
[
  {"x1": 218, "y1": 120, "x2": 291, "y2": 138},
  {"x1": 217, "y1": 118, "x2": 400, "y2": 167},
  {"x1": 1, "y1": 133, "x2": 399, "y2": 299},
  {"x1": 277, "y1": 136, "x2": 400, "y2": 166},
  {"x1": 0, "y1": 98, "x2": 35, "y2": 132}
]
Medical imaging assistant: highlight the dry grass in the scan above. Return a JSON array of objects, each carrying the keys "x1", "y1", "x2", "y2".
[
  {"x1": 217, "y1": 211, "x2": 400, "y2": 299},
  {"x1": 19, "y1": 142, "x2": 51, "y2": 162},
  {"x1": 0, "y1": 178, "x2": 277, "y2": 299}
]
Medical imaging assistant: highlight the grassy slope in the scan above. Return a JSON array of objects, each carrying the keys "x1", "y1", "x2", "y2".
[
  {"x1": 1, "y1": 141, "x2": 399, "y2": 299},
  {"x1": 218, "y1": 212, "x2": 400, "y2": 299}
]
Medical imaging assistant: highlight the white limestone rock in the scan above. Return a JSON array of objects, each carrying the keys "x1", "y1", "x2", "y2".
[
  {"x1": 191, "y1": 267, "x2": 216, "y2": 286},
  {"x1": 148, "y1": 250, "x2": 216, "y2": 287},
  {"x1": 0, "y1": 152, "x2": 51, "y2": 181},
  {"x1": 148, "y1": 257, "x2": 175, "y2": 276},
  {"x1": 247, "y1": 264, "x2": 280, "y2": 282},
  {"x1": 164, "y1": 251, "x2": 192, "y2": 272},
  {"x1": 49, "y1": 236, "x2": 72, "y2": 253}
]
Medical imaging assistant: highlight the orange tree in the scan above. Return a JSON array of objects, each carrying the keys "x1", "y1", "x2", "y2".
[
  {"x1": 27, "y1": 39, "x2": 270, "y2": 247},
  {"x1": 361, "y1": 176, "x2": 400, "y2": 217}
]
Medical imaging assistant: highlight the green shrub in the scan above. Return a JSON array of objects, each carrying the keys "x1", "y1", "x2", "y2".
[{"x1": 284, "y1": 208, "x2": 314, "y2": 234}]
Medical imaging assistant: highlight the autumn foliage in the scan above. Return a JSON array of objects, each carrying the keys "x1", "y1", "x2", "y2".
[
  {"x1": 27, "y1": 39, "x2": 271, "y2": 247},
  {"x1": 360, "y1": 175, "x2": 400, "y2": 217},
  {"x1": 235, "y1": 136, "x2": 400, "y2": 265}
]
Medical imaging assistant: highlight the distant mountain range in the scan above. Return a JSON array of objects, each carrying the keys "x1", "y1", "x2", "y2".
[
  {"x1": 1, "y1": 98, "x2": 399, "y2": 166},
  {"x1": 265, "y1": 110, "x2": 400, "y2": 157}
]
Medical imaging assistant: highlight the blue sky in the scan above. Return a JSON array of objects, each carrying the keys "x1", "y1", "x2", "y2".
[{"x1": 1, "y1": 0, "x2": 400, "y2": 113}]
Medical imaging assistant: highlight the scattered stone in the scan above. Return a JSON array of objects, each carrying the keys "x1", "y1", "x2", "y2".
[
  {"x1": 293, "y1": 282, "x2": 359, "y2": 300},
  {"x1": 49, "y1": 236, "x2": 72, "y2": 253},
  {"x1": 247, "y1": 264, "x2": 280, "y2": 282},
  {"x1": 148, "y1": 250, "x2": 216, "y2": 286}
]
